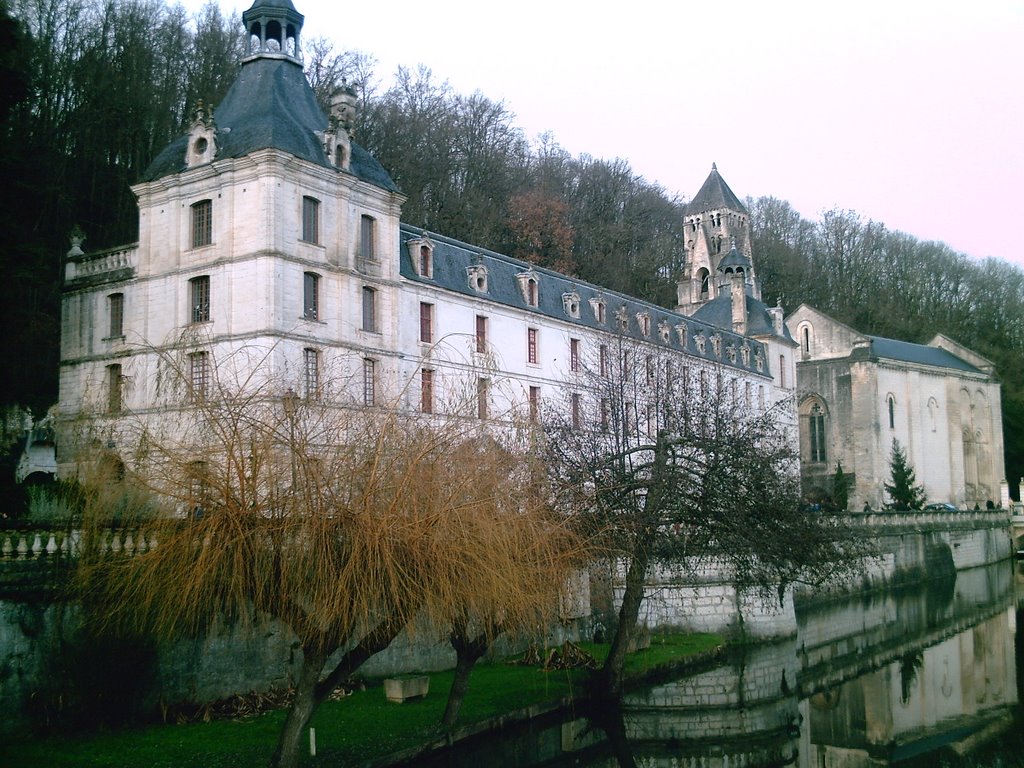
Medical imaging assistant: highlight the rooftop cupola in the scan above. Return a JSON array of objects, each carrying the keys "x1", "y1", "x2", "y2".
[{"x1": 242, "y1": 0, "x2": 304, "y2": 63}]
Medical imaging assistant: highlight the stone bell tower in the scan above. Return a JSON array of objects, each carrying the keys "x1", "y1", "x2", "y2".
[{"x1": 676, "y1": 164, "x2": 760, "y2": 315}]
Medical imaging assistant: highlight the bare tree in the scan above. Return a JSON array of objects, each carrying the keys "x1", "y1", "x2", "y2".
[
  {"x1": 545, "y1": 334, "x2": 867, "y2": 696},
  {"x1": 71, "y1": 343, "x2": 576, "y2": 768}
]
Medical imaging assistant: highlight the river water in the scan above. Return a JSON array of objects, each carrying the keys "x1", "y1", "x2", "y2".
[{"x1": 415, "y1": 558, "x2": 1023, "y2": 766}]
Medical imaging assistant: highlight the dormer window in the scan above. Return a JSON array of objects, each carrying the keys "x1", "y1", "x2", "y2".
[
  {"x1": 710, "y1": 333, "x2": 722, "y2": 357},
  {"x1": 406, "y1": 235, "x2": 434, "y2": 278},
  {"x1": 658, "y1": 321, "x2": 670, "y2": 343},
  {"x1": 693, "y1": 332, "x2": 707, "y2": 354},
  {"x1": 741, "y1": 342, "x2": 751, "y2": 366},
  {"x1": 636, "y1": 312, "x2": 651, "y2": 337},
  {"x1": 185, "y1": 101, "x2": 216, "y2": 169},
  {"x1": 675, "y1": 323, "x2": 688, "y2": 348},
  {"x1": 562, "y1": 291, "x2": 581, "y2": 319},
  {"x1": 467, "y1": 262, "x2": 488, "y2": 293},
  {"x1": 589, "y1": 297, "x2": 607, "y2": 324},
  {"x1": 615, "y1": 305, "x2": 629, "y2": 332},
  {"x1": 516, "y1": 270, "x2": 539, "y2": 307}
]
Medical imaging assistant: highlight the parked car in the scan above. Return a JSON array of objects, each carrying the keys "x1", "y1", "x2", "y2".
[{"x1": 924, "y1": 502, "x2": 958, "y2": 512}]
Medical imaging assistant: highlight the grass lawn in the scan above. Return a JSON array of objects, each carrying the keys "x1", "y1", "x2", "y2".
[{"x1": 3, "y1": 633, "x2": 722, "y2": 768}]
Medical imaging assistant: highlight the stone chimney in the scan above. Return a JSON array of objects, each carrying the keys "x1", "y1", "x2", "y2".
[
  {"x1": 322, "y1": 82, "x2": 357, "y2": 171},
  {"x1": 730, "y1": 272, "x2": 746, "y2": 335}
]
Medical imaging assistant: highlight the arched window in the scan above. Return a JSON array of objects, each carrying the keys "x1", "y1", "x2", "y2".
[
  {"x1": 697, "y1": 268, "x2": 710, "y2": 300},
  {"x1": 802, "y1": 326, "x2": 810, "y2": 354},
  {"x1": 809, "y1": 403, "x2": 827, "y2": 463},
  {"x1": 887, "y1": 395, "x2": 896, "y2": 429}
]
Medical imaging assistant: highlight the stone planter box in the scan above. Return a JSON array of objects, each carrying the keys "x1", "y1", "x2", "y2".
[{"x1": 383, "y1": 675, "x2": 430, "y2": 703}]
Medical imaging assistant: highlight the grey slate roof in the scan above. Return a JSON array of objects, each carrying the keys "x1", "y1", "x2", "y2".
[
  {"x1": 141, "y1": 57, "x2": 397, "y2": 192},
  {"x1": 866, "y1": 336, "x2": 981, "y2": 373},
  {"x1": 687, "y1": 164, "x2": 748, "y2": 215},
  {"x1": 399, "y1": 224, "x2": 772, "y2": 377},
  {"x1": 691, "y1": 294, "x2": 794, "y2": 343}
]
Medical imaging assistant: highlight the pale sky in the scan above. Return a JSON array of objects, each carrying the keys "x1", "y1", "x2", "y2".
[{"x1": 190, "y1": 0, "x2": 1024, "y2": 269}]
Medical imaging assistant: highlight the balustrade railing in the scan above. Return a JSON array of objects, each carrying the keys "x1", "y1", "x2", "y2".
[{"x1": 0, "y1": 527, "x2": 157, "y2": 560}]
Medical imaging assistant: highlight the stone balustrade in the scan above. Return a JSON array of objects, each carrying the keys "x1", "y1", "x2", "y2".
[
  {"x1": 0, "y1": 527, "x2": 156, "y2": 560},
  {"x1": 65, "y1": 244, "x2": 138, "y2": 282}
]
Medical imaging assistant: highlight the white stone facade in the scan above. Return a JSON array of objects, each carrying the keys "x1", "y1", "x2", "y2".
[{"x1": 786, "y1": 304, "x2": 1006, "y2": 509}]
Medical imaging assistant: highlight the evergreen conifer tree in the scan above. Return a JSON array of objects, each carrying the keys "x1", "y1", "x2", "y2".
[
  {"x1": 885, "y1": 439, "x2": 926, "y2": 510},
  {"x1": 832, "y1": 461, "x2": 850, "y2": 511}
]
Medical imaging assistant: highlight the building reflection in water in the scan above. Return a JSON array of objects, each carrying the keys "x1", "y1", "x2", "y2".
[{"x1": 414, "y1": 559, "x2": 1019, "y2": 766}]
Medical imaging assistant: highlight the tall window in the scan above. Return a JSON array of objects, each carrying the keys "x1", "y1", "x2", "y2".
[
  {"x1": 888, "y1": 395, "x2": 895, "y2": 429},
  {"x1": 809, "y1": 403, "x2": 827, "y2": 462},
  {"x1": 477, "y1": 377, "x2": 489, "y2": 419},
  {"x1": 599, "y1": 344, "x2": 608, "y2": 377},
  {"x1": 529, "y1": 386, "x2": 540, "y2": 422},
  {"x1": 418, "y1": 245, "x2": 432, "y2": 277},
  {"x1": 362, "y1": 286, "x2": 376, "y2": 331},
  {"x1": 191, "y1": 199, "x2": 212, "y2": 248},
  {"x1": 646, "y1": 355, "x2": 655, "y2": 384},
  {"x1": 475, "y1": 315, "x2": 487, "y2": 353},
  {"x1": 190, "y1": 276, "x2": 210, "y2": 323},
  {"x1": 107, "y1": 364, "x2": 122, "y2": 413},
  {"x1": 570, "y1": 338, "x2": 580, "y2": 373},
  {"x1": 304, "y1": 348, "x2": 319, "y2": 398},
  {"x1": 360, "y1": 215, "x2": 375, "y2": 262},
  {"x1": 189, "y1": 352, "x2": 209, "y2": 402},
  {"x1": 779, "y1": 354, "x2": 786, "y2": 388},
  {"x1": 108, "y1": 293, "x2": 124, "y2": 337},
  {"x1": 526, "y1": 278, "x2": 538, "y2": 307},
  {"x1": 419, "y1": 302, "x2": 433, "y2": 343},
  {"x1": 527, "y1": 328, "x2": 538, "y2": 364},
  {"x1": 363, "y1": 358, "x2": 376, "y2": 406},
  {"x1": 421, "y1": 368, "x2": 434, "y2": 413},
  {"x1": 302, "y1": 196, "x2": 320, "y2": 244},
  {"x1": 571, "y1": 393, "x2": 581, "y2": 430},
  {"x1": 303, "y1": 272, "x2": 319, "y2": 320},
  {"x1": 600, "y1": 398, "x2": 609, "y2": 432}
]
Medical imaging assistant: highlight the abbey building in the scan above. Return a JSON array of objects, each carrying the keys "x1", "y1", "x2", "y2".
[
  {"x1": 56, "y1": 0, "x2": 793, "y2": 478},
  {"x1": 54, "y1": 0, "x2": 1005, "y2": 511}
]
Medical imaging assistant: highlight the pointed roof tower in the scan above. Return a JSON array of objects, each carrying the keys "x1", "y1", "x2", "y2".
[
  {"x1": 686, "y1": 162, "x2": 748, "y2": 215},
  {"x1": 141, "y1": 0, "x2": 395, "y2": 190},
  {"x1": 677, "y1": 164, "x2": 758, "y2": 315}
]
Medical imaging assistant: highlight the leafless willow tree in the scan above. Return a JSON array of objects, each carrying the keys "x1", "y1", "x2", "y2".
[
  {"x1": 544, "y1": 334, "x2": 867, "y2": 696},
  {"x1": 71, "y1": 343, "x2": 582, "y2": 768}
]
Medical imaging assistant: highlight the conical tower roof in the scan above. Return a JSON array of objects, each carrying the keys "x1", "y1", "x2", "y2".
[{"x1": 687, "y1": 163, "x2": 747, "y2": 215}]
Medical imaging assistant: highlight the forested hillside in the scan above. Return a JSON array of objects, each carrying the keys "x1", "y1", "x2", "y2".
[{"x1": 2, "y1": 0, "x2": 1020, "y2": 495}]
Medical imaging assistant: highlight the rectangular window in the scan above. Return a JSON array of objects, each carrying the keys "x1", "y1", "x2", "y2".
[
  {"x1": 304, "y1": 348, "x2": 319, "y2": 398},
  {"x1": 571, "y1": 393, "x2": 581, "y2": 430},
  {"x1": 527, "y1": 327, "x2": 538, "y2": 364},
  {"x1": 190, "y1": 276, "x2": 210, "y2": 323},
  {"x1": 646, "y1": 355, "x2": 655, "y2": 384},
  {"x1": 600, "y1": 344, "x2": 608, "y2": 377},
  {"x1": 362, "y1": 286, "x2": 376, "y2": 332},
  {"x1": 624, "y1": 401, "x2": 635, "y2": 436},
  {"x1": 477, "y1": 377, "x2": 489, "y2": 419},
  {"x1": 107, "y1": 364, "x2": 122, "y2": 414},
  {"x1": 303, "y1": 272, "x2": 319, "y2": 320},
  {"x1": 360, "y1": 215, "x2": 375, "y2": 262},
  {"x1": 475, "y1": 315, "x2": 487, "y2": 354},
  {"x1": 780, "y1": 354, "x2": 786, "y2": 388},
  {"x1": 421, "y1": 368, "x2": 434, "y2": 414},
  {"x1": 529, "y1": 386, "x2": 540, "y2": 422},
  {"x1": 600, "y1": 398, "x2": 609, "y2": 432},
  {"x1": 758, "y1": 385, "x2": 765, "y2": 410},
  {"x1": 363, "y1": 358, "x2": 376, "y2": 406},
  {"x1": 570, "y1": 338, "x2": 580, "y2": 373},
  {"x1": 302, "y1": 196, "x2": 320, "y2": 244},
  {"x1": 418, "y1": 245, "x2": 432, "y2": 277},
  {"x1": 108, "y1": 293, "x2": 124, "y2": 337},
  {"x1": 189, "y1": 352, "x2": 208, "y2": 403},
  {"x1": 419, "y1": 302, "x2": 433, "y2": 343},
  {"x1": 191, "y1": 199, "x2": 212, "y2": 248}
]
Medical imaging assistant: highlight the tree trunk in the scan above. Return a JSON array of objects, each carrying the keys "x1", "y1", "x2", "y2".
[
  {"x1": 269, "y1": 619, "x2": 405, "y2": 768},
  {"x1": 597, "y1": 541, "x2": 650, "y2": 697},
  {"x1": 269, "y1": 643, "x2": 327, "y2": 768},
  {"x1": 442, "y1": 627, "x2": 491, "y2": 726}
]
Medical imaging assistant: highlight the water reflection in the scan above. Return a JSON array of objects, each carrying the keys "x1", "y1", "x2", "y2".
[{"x1": 415, "y1": 559, "x2": 1019, "y2": 766}]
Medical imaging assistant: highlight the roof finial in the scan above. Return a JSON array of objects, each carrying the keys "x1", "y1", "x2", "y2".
[{"x1": 711, "y1": 162, "x2": 718, "y2": 172}]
